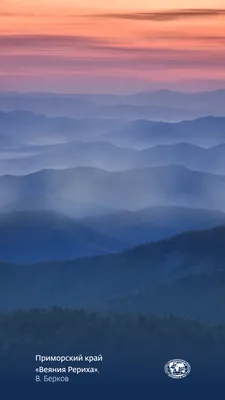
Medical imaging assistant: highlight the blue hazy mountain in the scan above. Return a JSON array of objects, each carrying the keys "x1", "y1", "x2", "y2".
[
  {"x1": 1, "y1": 91, "x2": 225, "y2": 325},
  {"x1": 97, "y1": 103, "x2": 195, "y2": 121},
  {"x1": 105, "y1": 116, "x2": 225, "y2": 148},
  {"x1": 1, "y1": 111, "x2": 225, "y2": 149},
  {"x1": 81, "y1": 206, "x2": 225, "y2": 245},
  {"x1": 0, "y1": 165, "x2": 225, "y2": 211},
  {"x1": 140, "y1": 143, "x2": 225, "y2": 173},
  {"x1": 1, "y1": 225, "x2": 225, "y2": 319},
  {"x1": 0, "y1": 194, "x2": 114, "y2": 218},
  {"x1": 0, "y1": 90, "x2": 225, "y2": 120},
  {"x1": 0, "y1": 210, "x2": 128, "y2": 263},
  {"x1": 0, "y1": 110, "x2": 123, "y2": 148},
  {"x1": 125, "y1": 89, "x2": 225, "y2": 112},
  {"x1": 1, "y1": 111, "x2": 225, "y2": 175},
  {"x1": 0, "y1": 141, "x2": 138, "y2": 175},
  {"x1": 2, "y1": 141, "x2": 225, "y2": 175},
  {"x1": 0, "y1": 203, "x2": 224, "y2": 259}
]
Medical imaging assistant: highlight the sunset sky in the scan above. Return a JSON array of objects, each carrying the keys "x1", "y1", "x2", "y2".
[{"x1": 0, "y1": 0, "x2": 225, "y2": 93}]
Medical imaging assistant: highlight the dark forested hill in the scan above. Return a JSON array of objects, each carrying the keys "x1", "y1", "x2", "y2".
[
  {"x1": 105, "y1": 271, "x2": 225, "y2": 324},
  {"x1": 1, "y1": 225, "x2": 225, "y2": 322}
]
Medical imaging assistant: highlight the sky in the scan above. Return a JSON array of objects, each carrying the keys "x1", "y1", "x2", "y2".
[{"x1": 0, "y1": 0, "x2": 225, "y2": 93}]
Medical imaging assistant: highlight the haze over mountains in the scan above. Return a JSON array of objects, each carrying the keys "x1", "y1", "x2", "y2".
[
  {"x1": 0, "y1": 90, "x2": 225, "y2": 120},
  {"x1": 81, "y1": 206, "x2": 225, "y2": 245},
  {"x1": 105, "y1": 116, "x2": 225, "y2": 148},
  {"x1": 1, "y1": 111, "x2": 225, "y2": 176},
  {"x1": 0, "y1": 165, "x2": 225, "y2": 212},
  {"x1": 1, "y1": 89, "x2": 225, "y2": 324},
  {"x1": 0, "y1": 110, "x2": 123, "y2": 148},
  {"x1": 0, "y1": 206, "x2": 224, "y2": 263},
  {"x1": 0, "y1": 210, "x2": 128, "y2": 263},
  {"x1": 1, "y1": 111, "x2": 225, "y2": 149},
  {"x1": 2, "y1": 138, "x2": 225, "y2": 176}
]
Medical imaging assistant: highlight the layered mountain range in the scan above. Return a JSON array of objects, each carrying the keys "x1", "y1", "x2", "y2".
[{"x1": 0, "y1": 90, "x2": 225, "y2": 324}]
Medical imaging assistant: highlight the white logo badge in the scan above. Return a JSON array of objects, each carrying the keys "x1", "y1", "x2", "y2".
[{"x1": 164, "y1": 359, "x2": 191, "y2": 379}]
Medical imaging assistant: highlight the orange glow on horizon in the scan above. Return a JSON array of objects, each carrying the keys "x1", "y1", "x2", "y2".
[{"x1": 0, "y1": 1, "x2": 225, "y2": 92}]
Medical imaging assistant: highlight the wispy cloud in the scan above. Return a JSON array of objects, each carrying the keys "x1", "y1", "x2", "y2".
[
  {"x1": 94, "y1": 8, "x2": 225, "y2": 22},
  {"x1": 3, "y1": 8, "x2": 225, "y2": 23},
  {"x1": 0, "y1": 7, "x2": 224, "y2": 91},
  {"x1": 1, "y1": 48, "x2": 224, "y2": 72},
  {"x1": 0, "y1": 34, "x2": 109, "y2": 49},
  {"x1": 0, "y1": 32, "x2": 224, "y2": 72},
  {"x1": 1, "y1": 32, "x2": 224, "y2": 53},
  {"x1": 143, "y1": 31, "x2": 225, "y2": 45}
]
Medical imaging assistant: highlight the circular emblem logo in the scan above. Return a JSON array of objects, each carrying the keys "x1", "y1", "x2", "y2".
[{"x1": 164, "y1": 359, "x2": 191, "y2": 379}]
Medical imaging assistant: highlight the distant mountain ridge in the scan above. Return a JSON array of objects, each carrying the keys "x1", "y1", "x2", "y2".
[
  {"x1": 0, "y1": 89, "x2": 224, "y2": 120},
  {"x1": 3, "y1": 140, "x2": 225, "y2": 177},
  {"x1": 0, "y1": 164, "x2": 225, "y2": 211},
  {"x1": 1, "y1": 111, "x2": 225, "y2": 176},
  {"x1": 0, "y1": 206, "x2": 224, "y2": 262},
  {"x1": 0, "y1": 195, "x2": 114, "y2": 218},
  {"x1": 1, "y1": 111, "x2": 225, "y2": 149},
  {"x1": 0, "y1": 110, "x2": 123, "y2": 147},
  {"x1": 105, "y1": 116, "x2": 225, "y2": 148},
  {"x1": 81, "y1": 206, "x2": 225, "y2": 245},
  {"x1": 2, "y1": 139, "x2": 225, "y2": 175}
]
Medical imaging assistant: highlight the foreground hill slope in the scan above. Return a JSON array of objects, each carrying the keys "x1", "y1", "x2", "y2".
[{"x1": 1, "y1": 225, "x2": 225, "y2": 318}]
